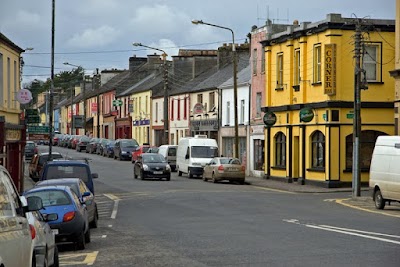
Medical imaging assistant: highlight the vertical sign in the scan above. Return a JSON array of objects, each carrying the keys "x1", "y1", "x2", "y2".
[
  {"x1": 91, "y1": 102, "x2": 97, "y2": 113},
  {"x1": 324, "y1": 44, "x2": 337, "y2": 95}
]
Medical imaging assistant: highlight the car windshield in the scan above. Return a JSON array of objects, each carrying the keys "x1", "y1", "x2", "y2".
[
  {"x1": 168, "y1": 147, "x2": 177, "y2": 156},
  {"x1": 26, "y1": 143, "x2": 35, "y2": 149},
  {"x1": 142, "y1": 146, "x2": 151, "y2": 153},
  {"x1": 37, "y1": 182, "x2": 80, "y2": 197},
  {"x1": 25, "y1": 190, "x2": 72, "y2": 207},
  {"x1": 220, "y1": 158, "x2": 241, "y2": 165},
  {"x1": 38, "y1": 154, "x2": 63, "y2": 165},
  {"x1": 121, "y1": 140, "x2": 138, "y2": 147},
  {"x1": 46, "y1": 165, "x2": 89, "y2": 182},
  {"x1": 142, "y1": 154, "x2": 166, "y2": 163},
  {"x1": 191, "y1": 146, "x2": 219, "y2": 158}
]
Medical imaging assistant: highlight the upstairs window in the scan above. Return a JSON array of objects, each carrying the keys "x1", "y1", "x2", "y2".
[
  {"x1": 252, "y1": 48, "x2": 258, "y2": 75},
  {"x1": 313, "y1": 45, "x2": 321, "y2": 83},
  {"x1": 294, "y1": 49, "x2": 301, "y2": 86},
  {"x1": 256, "y1": 92, "x2": 262, "y2": 118},
  {"x1": 363, "y1": 44, "x2": 382, "y2": 82},
  {"x1": 276, "y1": 53, "x2": 284, "y2": 88}
]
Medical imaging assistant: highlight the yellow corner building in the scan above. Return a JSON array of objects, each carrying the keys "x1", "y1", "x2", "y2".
[{"x1": 261, "y1": 14, "x2": 395, "y2": 187}]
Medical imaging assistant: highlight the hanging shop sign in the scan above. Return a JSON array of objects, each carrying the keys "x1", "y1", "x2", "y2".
[
  {"x1": 299, "y1": 107, "x2": 314, "y2": 123},
  {"x1": 263, "y1": 112, "x2": 277, "y2": 127},
  {"x1": 16, "y1": 89, "x2": 33, "y2": 104},
  {"x1": 324, "y1": 44, "x2": 337, "y2": 96},
  {"x1": 193, "y1": 103, "x2": 204, "y2": 114}
]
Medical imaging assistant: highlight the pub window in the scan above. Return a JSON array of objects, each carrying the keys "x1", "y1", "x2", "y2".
[
  {"x1": 275, "y1": 132, "x2": 286, "y2": 168},
  {"x1": 311, "y1": 131, "x2": 325, "y2": 168},
  {"x1": 313, "y1": 45, "x2": 321, "y2": 83}
]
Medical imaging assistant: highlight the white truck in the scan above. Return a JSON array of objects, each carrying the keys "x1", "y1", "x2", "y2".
[{"x1": 177, "y1": 135, "x2": 219, "y2": 178}]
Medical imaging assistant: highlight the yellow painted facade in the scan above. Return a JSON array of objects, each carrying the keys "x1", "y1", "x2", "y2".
[
  {"x1": 262, "y1": 15, "x2": 395, "y2": 187},
  {"x1": 131, "y1": 90, "x2": 151, "y2": 145}
]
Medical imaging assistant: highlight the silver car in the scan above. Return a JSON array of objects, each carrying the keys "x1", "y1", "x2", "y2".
[{"x1": 203, "y1": 157, "x2": 245, "y2": 184}]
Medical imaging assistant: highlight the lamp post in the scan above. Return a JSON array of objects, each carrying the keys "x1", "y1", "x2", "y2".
[
  {"x1": 192, "y1": 20, "x2": 239, "y2": 158},
  {"x1": 63, "y1": 62, "x2": 86, "y2": 135},
  {"x1": 133, "y1": 42, "x2": 169, "y2": 145}
]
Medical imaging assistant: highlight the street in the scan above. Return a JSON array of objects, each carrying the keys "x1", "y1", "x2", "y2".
[{"x1": 29, "y1": 146, "x2": 400, "y2": 267}]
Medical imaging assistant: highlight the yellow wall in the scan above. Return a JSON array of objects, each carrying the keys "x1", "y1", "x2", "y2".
[{"x1": 131, "y1": 90, "x2": 151, "y2": 144}]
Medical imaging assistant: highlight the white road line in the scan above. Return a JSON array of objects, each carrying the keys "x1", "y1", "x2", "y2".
[
  {"x1": 111, "y1": 199, "x2": 119, "y2": 219},
  {"x1": 306, "y1": 224, "x2": 400, "y2": 245},
  {"x1": 108, "y1": 225, "x2": 113, "y2": 227},
  {"x1": 319, "y1": 225, "x2": 400, "y2": 239}
]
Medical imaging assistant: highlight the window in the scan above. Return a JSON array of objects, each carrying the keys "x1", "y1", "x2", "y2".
[
  {"x1": 0, "y1": 53, "x2": 3, "y2": 104},
  {"x1": 252, "y1": 48, "x2": 257, "y2": 75},
  {"x1": 313, "y1": 45, "x2": 321, "y2": 83},
  {"x1": 275, "y1": 132, "x2": 286, "y2": 168},
  {"x1": 256, "y1": 92, "x2": 262, "y2": 118},
  {"x1": 363, "y1": 44, "x2": 381, "y2": 82},
  {"x1": 346, "y1": 130, "x2": 386, "y2": 170},
  {"x1": 294, "y1": 49, "x2": 301, "y2": 86},
  {"x1": 155, "y1": 102, "x2": 158, "y2": 122},
  {"x1": 13, "y1": 60, "x2": 17, "y2": 108},
  {"x1": 226, "y1": 101, "x2": 230, "y2": 125},
  {"x1": 7, "y1": 57, "x2": 10, "y2": 108},
  {"x1": 197, "y1": 94, "x2": 203, "y2": 104},
  {"x1": 145, "y1": 96, "x2": 148, "y2": 116},
  {"x1": 184, "y1": 97, "x2": 187, "y2": 119},
  {"x1": 254, "y1": 139, "x2": 265, "y2": 171},
  {"x1": 261, "y1": 49, "x2": 265, "y2": 73},
  {"x1": 170, "y1": 99, "x2": 174, "y2": 121},
  {"x1": 277, "y1": 53, "x2": 284, "y2": 88},
  {"x1": 240, "y1": 99, "x2": 245, "y2": 124},
  {"x1": 311, "y1": 131, "x2": 325, "y2": 168},
  {"x1": 209, "y1": 92, "x2": 215, "y2": 111},
  {"x1": 177, "y1": 99, "x2": 181, "y2": 120}
]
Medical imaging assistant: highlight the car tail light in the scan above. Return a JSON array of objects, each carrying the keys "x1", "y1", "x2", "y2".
[
  {"x1": 63, "y1": 211, "x2": 76, "y2": 222},
  {"x1": 29, "y1": 224, "x2": 36, "y2": 239},
  {"x1": 218, "y1": 165, "x2": 224, "y2": 171}
]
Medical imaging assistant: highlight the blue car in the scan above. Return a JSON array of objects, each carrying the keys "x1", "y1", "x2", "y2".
[
  {"x1": 35, "y1": 178, "x2": 98, "y2": 228},
  {"x1": 103, "y1": 140, "x2": 116, "y2": 158},
  {"x1": 24, "y1": 185, "x2": 91, "y2": 250}
]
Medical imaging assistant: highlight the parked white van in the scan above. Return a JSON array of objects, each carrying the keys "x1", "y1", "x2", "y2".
[
  {"x1": 177, "y1": 135, "x2": 219, "y2": 178},
  {"x1": 158, "y1": 145, "x2": 178, "y2": 171},
  {"x1": 369, "y1": 135, "x2": 400, "y2": 209}
]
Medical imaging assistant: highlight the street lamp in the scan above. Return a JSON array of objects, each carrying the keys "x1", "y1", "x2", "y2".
[
  {"x1": 133, "y1": 42, "x2": 169, "y2": 145},
  {"x1": 192, "y1": 19, "x2": 239, "y2": 158},
  {"x1": 63, "y1": 62, "x2": 87, "y2": 135}
]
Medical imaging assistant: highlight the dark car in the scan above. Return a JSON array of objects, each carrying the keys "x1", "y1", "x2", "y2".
[
  {"x1": 25, "y1": 141, "x2": 38, "y2": 161},
  {"x1": 113, "y1": 139, "x2": 139, "y2": 161},
  {"x1": 76, "y1": 136, "x2": 90, "y2": 152},
  {"x1": 28, "y1": 152, "x2": 64, "y2": 181},
  {"x1": 133, "y1": 153, "x2": 171, "y2": 181},
  {"x1": 85, "y1": 138, "x2": 100, "y2": 154},
  {"x1": 96, "y1": 138, "x2": 109, "y2": 155},
  {"x1": 35, "y1": 178, "x2": 98, "y2": 228},
  {"x1": 40, "y1": 160, "x2": 98, "y2": 194},
  {"x1": 103, "y1": 140, "x2": 116, "y2": 158},
  {"x1": 24, "y1": 186, "x2": 91, "y2": 250}
]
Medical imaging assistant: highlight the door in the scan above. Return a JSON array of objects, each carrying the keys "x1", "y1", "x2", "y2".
[{"x1": 293, "y1": 136, "x2": 299, "y2": 179}]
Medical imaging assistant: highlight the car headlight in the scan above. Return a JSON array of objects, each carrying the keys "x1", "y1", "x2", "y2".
[
  {"x1": 166, "y1": 164, "x2": 171, "y2": 171},
  {"x1": 143, "y1": 164, "x2": 149, "y2": 171}
]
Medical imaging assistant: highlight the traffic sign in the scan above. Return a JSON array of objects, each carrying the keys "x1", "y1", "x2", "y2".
[
  {"x1": 25, "y1": 109, "x2": 39, "y2": 116},
  {"x1": 26, "y1": 116, "x2": 41, "y2": 124},
  {"x1": 28, "y1": 126, "x2": 50, "y2": 134},
  {"x1": 112, "y1": 99, "x2": 123, "y2": 106}
]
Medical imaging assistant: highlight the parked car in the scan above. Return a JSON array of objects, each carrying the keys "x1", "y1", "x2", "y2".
[
  {"x1": 21, "y1": 197, "x2": 59, "y2": 267},
  {"x1": 133, "y1": 153, "x2": 171, "y2": 181},
  {"x1": 96, "y1": 138, "x2": 109, "y2": 155},
  {"x1": 36, "y1": 178, "x2": 98, "y2": 228},
  {"x1": 114, "y1": 139, "x2": 139, "y2": 161},
  {"x1": 147, "y1": 147, "x2": 159, "y2": 153},
  {"x1": 25, "y1": 141, "x2": 38, "y2": 161},
  {"x1": 70, "y1": 135, "x2": 81, "y2": 149},
  {"x1": 103, "y1": 140, "x2": 116, "y2": 158},
  {"x1": 0, "y1": 165, "x2": 44, "y2": 267},
  {"x1": 76, "y1": 136, "x2": 91, "y2": 152},
  {"x1": 24, "y1": 185, "x2": 91, "y2": 250},
  {"x1": 157, "y1": 145, "x2": 177, "y2": 171},
  {"x1": 52, "y1": 133, "x2": 63, "y2": 146},
  {"x1": 29, "y1": 152, "x2": 64, "y2": 182},
  {"x1": 40, "y1": 160, "x2": 98, "y2": 194},
  {"x1": 86, "y1": 138, "x2": 100, "y2": 154},
  {"x1": 202, "y1": 157, "x2": 245, "y2": 184},
  {"x1": 131, "y1": 144, "x2": 152, "y2": 163}
]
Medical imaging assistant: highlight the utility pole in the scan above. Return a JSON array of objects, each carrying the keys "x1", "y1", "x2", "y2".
[
  {"x1": 163, "y1": 53, "x2": 169, "y2": 145},
  {"x1": 83, "y1": 75, "x2": 87, "y2": 135},
  {"x1": 352, "y1": 20, "x2": 362, "y2": 197},
  {"x1": 48, "y1": 0, "x2": 55, "y2": 161}
]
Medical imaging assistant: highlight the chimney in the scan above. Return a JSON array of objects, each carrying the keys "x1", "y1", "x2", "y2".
[{"x1": 129, "y1": 55, "x2": 147, "y2": 71}]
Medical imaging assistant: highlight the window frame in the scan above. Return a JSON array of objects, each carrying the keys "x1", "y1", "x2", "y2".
[
  {"x1": 294, "y1": 49, "x2": 301, "y2": 86},
  {"x1": 313, "y1": 44, "x2": 322, "y2": 84},
  {"x1": 362, "y1": 43, "x2": 382, "y2": 83},
  {"x1": 311, "y1": 131, "x2": 325, "y2": 169},
  {"x1": 275, "y1": 132, "x2": 286, "y2": 168},
  {"x1": 276, "y1": 53, "x2": 284, "y2": 88},
  {"x1": 252, "y1": 48, "x2": 258, "y2": 75}
]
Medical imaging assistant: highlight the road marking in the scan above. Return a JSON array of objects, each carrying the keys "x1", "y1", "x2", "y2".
[
  {"x1": 103, "y1": 194, "x2": 120, "y2": 201},
  {"x1": 111, "y1": 199, "x2": 119, "y2": 219},
  {"x1": 59, "y1": 251, "x2": 98, "y2": 266},
  {"x1": 102, "y1": 235, "x2": 107, "y2": 238},
  {"x1": 108, "y1": 224, "x2": 113, "y2": 227},
  {"x1": 284, "y1": 219, "x2": 400, "y2": 245},
  {"x1": 336, "y1": 199, "x2": 400, "y2": 218},
  {"x1": 252, "y1": 186, "x2": 296, "y2": 194}
]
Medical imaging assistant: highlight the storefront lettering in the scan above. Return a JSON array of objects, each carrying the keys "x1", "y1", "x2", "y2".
[
  {"x1": 324, "y1": 44, "x2": 337, "y2": 95},
  {"x1": 6, "y1": 129, "x2": 21, "y2": 141}
]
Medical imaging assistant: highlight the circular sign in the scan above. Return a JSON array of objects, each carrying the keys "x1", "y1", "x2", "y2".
[
  {"x1": 16, "y1": 89, "x2": 33, "y2": 104},
  {"x1": 193, "y1": 103, "x2": 204, "y2": 114},
  {"x1": 263, "y1": 112, "x2": 277, "y2": 127},
  {"x1": 299, "y1": 107, "x2": 314, "y2": 122}
]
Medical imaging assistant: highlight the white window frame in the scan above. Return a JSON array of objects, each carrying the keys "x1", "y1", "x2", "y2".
[{"x1": 313, "y1": 45, "x2": 321, "y2": 83}]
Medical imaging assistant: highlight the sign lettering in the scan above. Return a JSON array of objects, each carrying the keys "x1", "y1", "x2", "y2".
[{"x1": 324, "y1": 44, "x2": 336, "y2": 95}]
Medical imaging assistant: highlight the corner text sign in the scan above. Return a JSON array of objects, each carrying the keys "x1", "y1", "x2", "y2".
[{"x1": 324, "y1": 44, "x2": 337, "y2": 96}]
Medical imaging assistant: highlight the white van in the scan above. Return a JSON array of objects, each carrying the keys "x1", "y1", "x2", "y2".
[
  {"x1": 177, "y1": 135, "x2": 219, "y2": 178},
  {"x1": 158, "y1": 145, "x2": 178, "y2": 171},
  {"x1": 369, "y1": 135, "x2": 400, "y2": 209}
]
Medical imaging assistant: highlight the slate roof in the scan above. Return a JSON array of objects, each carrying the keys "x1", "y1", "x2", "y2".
[
  {"x1": 117, "y1": 72, "x2": 164, "y2": 98},
  {"x1": 218, "y1": 64, "x2": 251, "y2": 88}
]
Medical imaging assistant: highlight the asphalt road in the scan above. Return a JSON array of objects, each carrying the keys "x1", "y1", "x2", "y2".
[{"x1": 33, "y1": 145, "x2": 400, "y2": 267}]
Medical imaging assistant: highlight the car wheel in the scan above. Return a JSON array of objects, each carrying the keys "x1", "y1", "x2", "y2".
[
  {"x1": 32, "y1": 252, "x2": 37, "y2": 267},
  {"x1": 119, "y1": 154, "x2": 122, "y2": 161},
  {"x1": 239, "y1": 179, "x2": 245, "y2": 185},
  {"x1": 178, "y1": 168, "x2": 182, "y2": 176},
  {"x1": 212, "y1": 173, "x2": 218, "y2": 183},
  {"x1": 203, "y1": 175, "x2": 208, "y2": 182},
  {"x1": 76, "y1": 230, "x2": 86, "y2": 250},
  {"x1": 374, "y1": 189, "x2": 385, "y2": 209},
  {"x1": 90, "y1": 208, "x2": 98, "y2": 228},
  {"x1": 52, "y1": 246, "x2": 59, "y2": 267},
  {"x1": 139, "y1": 170, "x2": 144, "y2": 180},
  {"x1": 114, "y1": 154, "x2": 117, "y2": 160},
  {"x1": 85, "y1": 227, "x2": 91, "y2": 243},
  {"x1": 134, "y1": 168, "x2": 138, "y2": 179},
  {"x1": 166, "y1": 175, "x2": 171, "y2": 181},
  {"x1": 188, "y1": 170, "x2": 193, "y2": 178}
]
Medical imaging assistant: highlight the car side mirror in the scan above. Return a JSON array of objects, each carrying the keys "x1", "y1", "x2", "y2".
[
  {"x1": 92, "y1": 173, "x2": 98, "y2": 179},
  {"x1": 44, "y1": 213, "x2": 58, "y2": 222},
  {"x1": 26, "y1": 196, "x2": 44, "y2": 211},
  {"x1": 185, "y1": 154, "x2": 189, "y2": 159}
]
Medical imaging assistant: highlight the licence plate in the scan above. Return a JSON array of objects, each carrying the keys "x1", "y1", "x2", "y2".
[
  {"x1": 153, "y1": 171, "x2": 163, "y2": 174},
  {"x1": 52, "y1": 229, "x2": 59, "y2": 235}
]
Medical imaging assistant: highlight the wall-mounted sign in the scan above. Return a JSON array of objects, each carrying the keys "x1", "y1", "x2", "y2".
[
  {"x1": 91, "y1": 102, "x2": 97, "y2": 113},
  {"x1": 324, "y1": 44, "x2": 337, "y2": 96},
  {"x1": 263, "y1": 112, "x2": 277, "y2": 127},
  {"x1": 6, "y1": 129, "x2": 21, "y2": 141},
  {"x1": 128, "y1": 100, "x2": 133, "y2": 113},
  {"x1": 16, "y1": 89, "x2": 33, "y2": 104},
  {"x1": 193, "y1": 103, "x2": 204, "y2": 114},
  {"x1": 299, "y1": 108, "x2": 314, "y2": 122},
  {"x1": 73, "y1": 115, "x2": 84, "y2": 128}
]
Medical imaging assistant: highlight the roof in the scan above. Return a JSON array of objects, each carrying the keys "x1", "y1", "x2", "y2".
[
  {"x1": 0, "y1": 32, "x2": 24, "y2": 53},
  {"x1": 117, "y1": 72, "x2": 164, "y2": 97},
  {"x1": 219, "y1": 64, "x2": 251, "y2": 88}
]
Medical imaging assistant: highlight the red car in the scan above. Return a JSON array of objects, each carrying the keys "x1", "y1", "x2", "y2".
[{"x1": 131, "y1": 144, "x2": 153, "y2": 163}]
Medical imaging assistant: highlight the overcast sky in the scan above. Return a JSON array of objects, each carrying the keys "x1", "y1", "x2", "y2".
[{"x1": 0, "y1": 0, "x2": 395, "y2": 85}]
